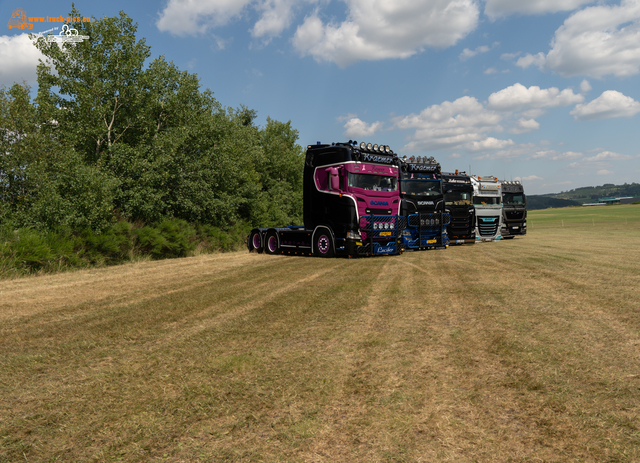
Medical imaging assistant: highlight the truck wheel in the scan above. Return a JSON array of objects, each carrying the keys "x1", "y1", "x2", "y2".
[
  {"x1": 265, "y1": 231, "x2": 280, "y2": 255},
  {"x1": 314, "y1": 231, "x2": 334, "y2": 258},
  {"x1": 248, "y1": 230, "x2": 263, "y2": 253}
]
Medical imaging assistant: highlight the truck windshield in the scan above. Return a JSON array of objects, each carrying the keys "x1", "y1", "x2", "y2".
[
  {"x1": 400, "y1": 179, "x2": 441, "y2": 196},
  {"x1": 473, "y1": 196, "x2": 501, "y2": 205},
  {"x1": 503, "y1": 193, "x2": 525, "y2": 205},
  {"x1": 348, "y1": 173, "x2": 397, "y2": 191},
  {"x1": 445, "y1": 191, "x2": 472, "y2": 205}
]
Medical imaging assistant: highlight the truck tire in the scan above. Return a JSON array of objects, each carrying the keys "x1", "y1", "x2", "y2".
[
  {"x1": 314, "y1": 229, "x2": 335, "y2": 258},
  {"x1": 248, "y1": 230, "x2": 263, "y2": 253},
  {"x1": 265, "y1": 230, "x2": 280, "y2": 255}
]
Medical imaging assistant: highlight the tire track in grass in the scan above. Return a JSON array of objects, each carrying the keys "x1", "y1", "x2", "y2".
[
  {"x1": 148, "y1": 258, "x2": 335, "y2": 349},
  {"x1": 0, "y1": 252, "x2": 275, "y2": 322}
]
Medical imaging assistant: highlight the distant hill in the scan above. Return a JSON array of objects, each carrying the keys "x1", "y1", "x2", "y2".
[
  {"x1": 527, "y1": 196, "x2": 581, "y2": 210},
  {"x1": 526, "y1": 182, "x2": 640, "y2": 210}
]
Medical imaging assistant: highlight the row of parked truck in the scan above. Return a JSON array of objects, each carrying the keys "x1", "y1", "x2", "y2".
[{"x1": 247, "y1": 141, "x2": 526, "y2": 257}]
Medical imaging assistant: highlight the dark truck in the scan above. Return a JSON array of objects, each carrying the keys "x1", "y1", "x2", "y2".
[
  {"x1": 248, "y1": 141, "x2": 404, "y2": 257},
  {"x1": 442, "y1": 170, "x2": 475, "y2": 244},
  {"x1": 398, "y1": 156, "x2": 449, "y2": 250},
  {"x1": 501, "y1": 180, "x2": 527, "y2": 238}
]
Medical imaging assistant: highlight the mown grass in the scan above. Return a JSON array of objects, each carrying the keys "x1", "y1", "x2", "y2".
[
  {"x1": 529, "y1": 203, "x2": 640, "y2": 228},
  {"x1": 1, "y1": 205, "x2": 639, "y2": 462}
]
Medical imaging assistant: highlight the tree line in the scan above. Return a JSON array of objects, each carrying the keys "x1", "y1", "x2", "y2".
[{"x1": 0, "y1": 9, "x2": 304, "y2": 274}]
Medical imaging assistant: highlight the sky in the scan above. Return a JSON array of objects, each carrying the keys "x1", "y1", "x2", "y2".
[{"x1": 2, "y1": 0, "x2": 640, "y2": 195}]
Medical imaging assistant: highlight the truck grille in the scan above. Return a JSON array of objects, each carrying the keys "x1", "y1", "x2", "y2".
[
  {"x1": 478, "y1": 216, "x2": 499, "y2": 237},
  {"x1": 505, "y1": 210, "x2": 525, "y2": 220},
  {"x1": 449, "y1": 208, "x2": 470, "y2": 218}
]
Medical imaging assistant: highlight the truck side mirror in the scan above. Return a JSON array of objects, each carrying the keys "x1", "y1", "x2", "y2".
[{"x1": 328, "y1": 167, "x2": 340, "y2": 191}]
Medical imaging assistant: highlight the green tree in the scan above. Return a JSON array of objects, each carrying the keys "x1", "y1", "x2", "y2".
[
  {"x1": 33, "y1": 9, "x2": 150, "y2": 163},
  {"x1": 0, "y1": 83, "x2": 43, "y2": 216},
  {"x1": 29, "y1": 7, "x2": 304, "y2": 230}
]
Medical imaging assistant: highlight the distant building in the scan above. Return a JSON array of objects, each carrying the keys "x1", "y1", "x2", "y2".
[{"x1": 583, "y1": 196, "x2": 639, "y2": 206}]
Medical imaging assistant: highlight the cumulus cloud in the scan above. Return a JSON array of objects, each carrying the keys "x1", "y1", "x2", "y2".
[
  {"x1": 467, "y1": 137, "x2": 514, "y2": 151},
  {"x1": 460, "y1": 42, "x2": 498, "y2": 61},
  {"x1": 487, "y1": 83, "x2": 584, "y2": 111},
  {"x1": 0, "y1": 34, "x2": 45, "y2": 86},
  {"x1": 393, "y1": 96, "x2": 503, "y2": 151},
  {"x1": 580, "y1": 79, "x2": 592, "y2": 93},
  {"x1": 515, "y1": 0, "x2": 640, "y2": 78},
  {"x1": 343, "y1": 117, "x2": 383, "y2": 137},
  {"x1": 530, "y1": 150, "x2": 583, "y2": 160},
  {"x1": 570, "y1": 90, "x2": 640, "y2": 120},
  {"x1": 156, "y1": 0, "x2": 302, "y2": 39},
  {"x1": 156, "y1": 0, "x2": 254, "y2": 36},
  {"x1": 293, "y1": 0, "x2": 479, "y2": 67},
  {"x1": 251, "y1": 0, "x2": 298, "y2": 40},
  {"x1": 392, "y1": 83, "x2": 588, "y2": 154},
  {"x1": 582, "y1": 151, "x2": 632, "y2": 162},
  {"x1": 521, "y1": 175, "x2": 544, "y2": 181},
  {"x1": 597, "y1": 169, "x2": 613, "y2": 175},
  {"x1": 511, "y1": 118, "x2": 540, "y2": 134},
  {"x1": 515, "y1": 52, "x2": 546, "y2": 71},
  {"x1": 484, "y1": 0, "x2": 596, "y2": 19}
]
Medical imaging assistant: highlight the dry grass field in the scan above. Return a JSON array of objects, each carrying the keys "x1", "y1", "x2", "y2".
[{"x1": 1, "y1": 206, "x2": 639, "y2": 462}]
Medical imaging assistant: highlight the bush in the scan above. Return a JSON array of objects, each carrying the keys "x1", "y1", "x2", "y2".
[
  {"x1": 133, "y1": 218, "x2": 196, "y2": 259},
  {"x1": 0, "y1": 219, "x2": 250, "y2": 278}
]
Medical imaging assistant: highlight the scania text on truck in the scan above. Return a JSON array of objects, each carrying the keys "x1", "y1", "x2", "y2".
[
  {"x1": 471, "y1": 175, "x2": 503, "y2": 242},
  {"x1": 247, "y1": 141, "x2": 404, "y2": 257},
  {"x1": 398, "y1": 156, "x2": 449, "y2": 250},
  {"x1": 442, "y1": 170, "x2": 475, "y2": 244},
  {"x1": 501, "y1": 180, "x2": 527, "y2": 238}
]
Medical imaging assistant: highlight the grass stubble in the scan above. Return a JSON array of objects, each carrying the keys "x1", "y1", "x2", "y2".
[{"x1": 1, "y1": 211, "x2": 639, "y2": 462}]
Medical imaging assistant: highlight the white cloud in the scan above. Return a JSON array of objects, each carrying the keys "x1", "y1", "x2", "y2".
[
  {"x1": 467, "y1": 137, "x2": 514, "y2": 151},
  {"x1": 484, "y1": 0, "x2": 595, "y2": 19},
  {"x1": 460, "y1": 42, "x2": 498, "y2": 61},
  {"x1": 597, "y1": 169, "x2": 613, "y2": 175},
  {"x1": 511, "y1": 118, "x2": 540, "y2": 134},
  {"x1": 0, "y1": 34, "x2": 45, "y2": 86},
  {"x1": 393, "y1": 95, "x2": 503, "y2": 151},
  {"x1": 501, "y1": 51, "x2": 520, "y2": 61},
  {"x1": 531, "y1": 150, "x2": 583, "y2": 160},
  {"x1": 570, "y1": 90, "x2": 640, "y2": 120},
  {"x1": 582, "y1": 151, "x2": 632, "y2": 162},
  {"x1": 156, "y1": 0, "x2": 303, "y2": 39},
  {"x1": 487, "y1": 83, "x2": 584, "y2": 112},
  {"x1": 156, "y1": 0, "x2": 254, "y2": 36},
  {"x1": 343, "y1": 117, "x2": 383, "y2": 137},
  {"x1": 580, "y1": 79, "x2": 591, "y2": 93},
  {"x1": 517, "y1": 0, "x2": 640, "y2": 78},
  {"x1": 515, "y1": 52, "x2": 546, "y2": 70},
  {"x1": 252, "y1": 0, "x2": 297, "y2": 40},
  {"x1": 521, "y1": 175, "x2": 544, "y2": 182},
  {"x1": 293, "y1": 0, "x2": 479, "y2": 67}
]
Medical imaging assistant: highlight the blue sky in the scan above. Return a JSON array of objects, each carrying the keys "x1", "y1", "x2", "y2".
[{"x1": 2, "y1": 0, "x2": 640, "y2": 194}]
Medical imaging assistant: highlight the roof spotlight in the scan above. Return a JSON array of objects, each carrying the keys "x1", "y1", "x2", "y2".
[
  {"x1": 385, "y1": 145, "x2": 391, "y2": 154},
  {"x1": 360, "y1": 142, "x2": 366, "y2": 149},
  {"x1": 367, "y1": 143, "x2": 373, "y2": 150}
]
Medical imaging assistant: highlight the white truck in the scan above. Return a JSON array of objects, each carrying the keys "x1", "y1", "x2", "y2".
[{"x1": 470, "y1": 175, "x2": 503, "y2": 242}]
